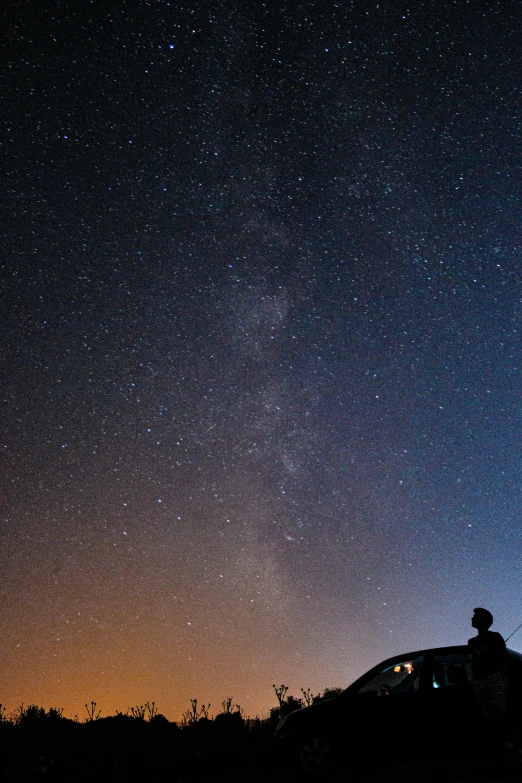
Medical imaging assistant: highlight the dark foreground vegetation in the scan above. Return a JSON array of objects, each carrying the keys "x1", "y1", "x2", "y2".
[
  {"x1": 0, "y1": 686, "x2": 340, "y2": 782},
  {"x1": 0, "y1": 706, "x2": 280, "y2": 782}
]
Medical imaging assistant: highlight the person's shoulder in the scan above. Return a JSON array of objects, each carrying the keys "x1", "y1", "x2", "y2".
[{"x1": 489, "y1": 631, "x2": 506, "y2": 645}]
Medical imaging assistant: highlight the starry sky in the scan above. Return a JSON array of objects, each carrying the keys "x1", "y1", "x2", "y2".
[{"x1": 2, "y1": 0, "x2": 522, "y2": 721}]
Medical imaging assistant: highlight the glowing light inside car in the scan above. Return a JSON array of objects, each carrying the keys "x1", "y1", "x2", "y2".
[{"x1": 393, "y1": 662, "x2": 413, "y2": 674}]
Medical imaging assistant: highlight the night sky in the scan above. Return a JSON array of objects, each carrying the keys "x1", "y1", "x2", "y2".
[{"x1": 2, "y1": 0, "x2": 522, "y2": 721}]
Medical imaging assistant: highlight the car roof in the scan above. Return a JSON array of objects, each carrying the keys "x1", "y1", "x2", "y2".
[{"x1": 345, "y1": 644, "x2": 521, "y2": 694}]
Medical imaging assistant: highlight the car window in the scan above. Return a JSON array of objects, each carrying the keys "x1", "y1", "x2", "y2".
[
  {"x1": 431, "y1": 652, "x2": 472, "y2": 690},
  {"x1": 356, "y1": 657, "x2": 424, "y2": 696}
]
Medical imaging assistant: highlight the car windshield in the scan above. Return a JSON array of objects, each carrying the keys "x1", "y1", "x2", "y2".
[{"x1": 356, "y1": 656, "x2": 424, "y2": 696}]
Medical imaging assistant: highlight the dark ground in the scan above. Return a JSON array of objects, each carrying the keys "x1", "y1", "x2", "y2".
[{"x1": 2, "y1": 711, "x2": 522, "y2": 782}]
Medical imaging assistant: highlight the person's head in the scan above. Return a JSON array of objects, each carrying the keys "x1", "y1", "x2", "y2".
[{"x1": 472, "y1": 607, "x2": 493, "y2": 631}]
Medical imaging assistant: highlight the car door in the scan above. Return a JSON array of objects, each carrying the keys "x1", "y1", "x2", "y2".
[
  {"x1": 346, "y1": 654, "x2": 431, "y2": 758},
  {"x1": 422, "y1": 649, "x2": 481, "y2": 754}
]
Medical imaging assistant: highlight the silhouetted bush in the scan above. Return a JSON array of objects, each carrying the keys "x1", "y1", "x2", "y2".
[
  {"x1": 0, "y1": 684, "x2": 340, "y2": 780},
  {"x1": 313, "y1": 686, "x2": 344, "y2": 703}
]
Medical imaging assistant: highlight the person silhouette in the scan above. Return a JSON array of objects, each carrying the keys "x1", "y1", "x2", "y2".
[{"x1": 468, "y1": 607, "x2": 508, "y2": 717}]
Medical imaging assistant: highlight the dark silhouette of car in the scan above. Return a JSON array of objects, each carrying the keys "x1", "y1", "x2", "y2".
[{"x1": 274, "y1": 645, "x2": 522, "y2": 778}]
